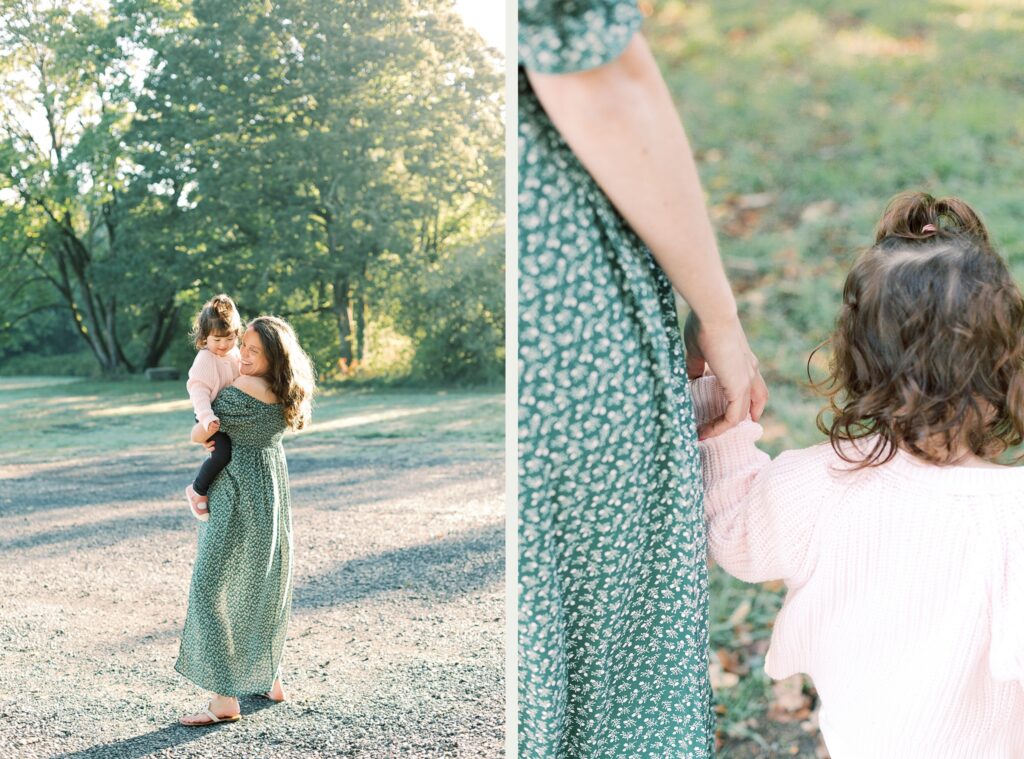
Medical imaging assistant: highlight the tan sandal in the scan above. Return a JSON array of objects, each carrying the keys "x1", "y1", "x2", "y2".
[{"x1": 179, "y1": 702, "x2": 241, "y2": 726}]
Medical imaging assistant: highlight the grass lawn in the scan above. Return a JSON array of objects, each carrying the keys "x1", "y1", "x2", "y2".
[
  {"x1": 647, "y1": 0, "x2": 1024, "y2": 754},
  {"x1": 0, "y1": 376, "x2": 503, "y2": 466}
]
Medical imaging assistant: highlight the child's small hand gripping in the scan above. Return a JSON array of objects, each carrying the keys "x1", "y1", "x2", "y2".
[{"x1": 683, "y1": 310, "x2": 768, "y2": 439}]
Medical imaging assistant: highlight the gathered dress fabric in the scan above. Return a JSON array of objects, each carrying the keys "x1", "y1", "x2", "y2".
[
  {"x1": 518, "y1": 1, "x2": 714, "y2": 756},
  {"x1": 175, "y1": 385, "x2": 293, "y2": 696}
]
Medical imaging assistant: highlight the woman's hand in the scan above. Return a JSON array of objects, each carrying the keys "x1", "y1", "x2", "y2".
[{"x1": 685, "y1": 311, "x2": 768, "y2": 439}]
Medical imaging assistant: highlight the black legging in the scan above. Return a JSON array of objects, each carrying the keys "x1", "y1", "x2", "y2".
[{"x1": 192, "y1": 430, "x2": 232, "y2": 496}]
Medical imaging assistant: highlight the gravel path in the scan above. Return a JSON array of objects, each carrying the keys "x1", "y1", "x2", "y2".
[{"x1": 0, "y1": 433, "x2": 504, "y2": 758}]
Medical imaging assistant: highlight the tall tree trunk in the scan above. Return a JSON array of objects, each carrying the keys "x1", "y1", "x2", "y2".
[
  {"x1": 46, "y1": 226, "x2": 131, "y2": 375},
  {"x1": 333, "y1": 277, "x2": 354, "y2": 367},
  {"x1": 142, "y1": 302, "x2": 181, "y2": 369},
  {"x1": 354, "y1": 288, "x2": 366, "y2": 362}
]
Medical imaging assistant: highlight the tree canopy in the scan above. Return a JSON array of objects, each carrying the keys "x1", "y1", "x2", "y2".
[{"x1": 0, "y1": 0, "x2": 503, "y2": 383}]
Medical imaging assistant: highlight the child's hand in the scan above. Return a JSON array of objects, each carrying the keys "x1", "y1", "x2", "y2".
[
  {"x1": 685, "y1": 311, "x2": 768, "y2": 438},
  {"x1": 683, "y1": 311, "x2": 707, "y2": 379},
  {"x1": 206, "y1": 419, "x2": 220, "y2": 434}
]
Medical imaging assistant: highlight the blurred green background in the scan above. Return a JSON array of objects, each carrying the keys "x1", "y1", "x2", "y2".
[
  {"x1": 0, "y1": 0, "x2": 503, "y2": 386},
  {"x1": 645, "y1": 0, "x2": 1024, "y2": 755}
]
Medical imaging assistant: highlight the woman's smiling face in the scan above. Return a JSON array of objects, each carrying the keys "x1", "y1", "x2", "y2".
[{"x1": 239, "y1": 327, "x2": 270, "y2": 377}]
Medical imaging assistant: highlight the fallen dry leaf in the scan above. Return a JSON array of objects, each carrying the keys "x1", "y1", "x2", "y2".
[
  {"x1": 716, "y1": 647, "x2": 750, "y2": 675},
  {"x1": 709, "y1": 657, "x2": 740, "y2": 689},
  {"x1": 769, "y1": 674, "x2": 812, "y2": 722},
  {"x1": 726, "y1": 599, "x2": 752, "y2": 628},
  {"x1": 800, "y1": 199, "x2": 839, "y2": 224},
  {"x1": 735, "y1": 192, "x2": 777, "y2": 211}
]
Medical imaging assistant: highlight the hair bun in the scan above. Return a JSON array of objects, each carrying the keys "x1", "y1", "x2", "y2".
[
  {"x1": 212, "y1": 293, "x2": 235, "y2": 320},
  {"x1": 874, "y1": 191, "x2": 989, "y2": 243}
]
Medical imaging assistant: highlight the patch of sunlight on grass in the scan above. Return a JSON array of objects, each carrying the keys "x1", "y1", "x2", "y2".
[
  {"x1": 1, "y1": 379, "x2": 501, "y2": 464},
  {"x1": 88, "y1": 398, "x2": 193, "y2": 417},
  {"x1": 750, "y1": 10, "x2": 826, "y2": 61},
  {"x1": 294, "y1": 406, "x2": 438, "y2": 436},
  {"x1": 298, "y1": 395, "x2": 503, "y2": 442},
  {"x1": 17, "y1": 398, "x2": 104, "y2": 421},
  {"x1": 0, "y1": 377, "x2": 83, "y2": 392},
  {"x1": 954, "y1": 11, "x2": 1024, "y2": 31},
  {"x1": 437, "y1": 418, "x2": 476, "y2": 431},
  {"x1": 948, "y1": 0, "x2": 1024, "y2": 31},
  {"x1": 656, "y1": 1, "x2": 719, "y2": 54},
  {"x1": 833, "y1": 26, "x2": 935, "y2": 61}
]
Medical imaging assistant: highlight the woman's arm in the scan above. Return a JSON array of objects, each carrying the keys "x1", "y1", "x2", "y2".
[{"x1": 526, "y1": 33, "x2": 767, "y2": 435}]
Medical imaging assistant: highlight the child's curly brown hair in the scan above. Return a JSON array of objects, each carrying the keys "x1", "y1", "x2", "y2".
[
  {"x1": 811, "y1": 191, "x2": 1024, "y2": 467},
  {"x1": 191, "y1": 294, "x2": 243, "y2": 349}
]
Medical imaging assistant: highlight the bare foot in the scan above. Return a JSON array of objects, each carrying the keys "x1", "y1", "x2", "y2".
[
  {"x1": 179, "y1": 695, "x2": 240, "y2": 726},
  {"x1": 264, "y1": 677, "x2": 287, "y2": 702}
]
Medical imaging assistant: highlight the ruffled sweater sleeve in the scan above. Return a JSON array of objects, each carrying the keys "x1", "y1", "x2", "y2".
[{"x1": 691, "y1": 376, "x2": 822, "y2": 586}]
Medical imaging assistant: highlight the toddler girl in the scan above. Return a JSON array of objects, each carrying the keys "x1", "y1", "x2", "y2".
[
  {"x1": 184, "y1": 294, "x2": 242, "y2": 521},
  {"x1": 690, "y1": 192, "x2": 1024, "y2": 758}
]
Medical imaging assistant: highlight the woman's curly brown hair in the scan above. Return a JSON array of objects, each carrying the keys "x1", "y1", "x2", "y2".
[
  {"x1": 810, "y1": 191, "x2": 1024, "y2": 467},
  {"x1": 248, "y1": 316, "x2": 316, "y2": 431}
]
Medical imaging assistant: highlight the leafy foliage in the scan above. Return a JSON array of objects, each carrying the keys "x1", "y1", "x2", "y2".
[{"x1": 0, "y1": 0, "x2": 503, "y2": 383}]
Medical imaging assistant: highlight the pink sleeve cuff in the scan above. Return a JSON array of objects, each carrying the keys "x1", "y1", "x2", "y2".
[
  {"x1": 197, "y1": 411, "x2": 219, "y2": 430},
  {"x1": 689, "y1": 375, "x2": 729, "y2": 428}
]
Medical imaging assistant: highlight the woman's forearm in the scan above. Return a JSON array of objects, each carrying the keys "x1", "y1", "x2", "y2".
[{"x1": 526, "y1": 33, "x2": 737, "y2": 329}]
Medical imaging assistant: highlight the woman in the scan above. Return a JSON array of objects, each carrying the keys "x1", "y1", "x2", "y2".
[
  {"x1": 518, "y1": 1, "x2": 768, "y2": 756},
  {"x1": 176, "y1": 315, "x2": 315, "y2": 725}
]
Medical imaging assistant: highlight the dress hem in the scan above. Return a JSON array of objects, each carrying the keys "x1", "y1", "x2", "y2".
[{"x1": 174, "y1": 658, "x2": 278, "y2": 698}]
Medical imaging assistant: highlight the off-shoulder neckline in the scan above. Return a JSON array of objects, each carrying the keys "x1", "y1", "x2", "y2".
[{"x1": 223, "y1": 383, "x2": 282, "y2": 407}]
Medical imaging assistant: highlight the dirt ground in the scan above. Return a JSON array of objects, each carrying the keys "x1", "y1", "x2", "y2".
[{"x1": 0, "y1": 432, "x2": 504, "y2": 758}]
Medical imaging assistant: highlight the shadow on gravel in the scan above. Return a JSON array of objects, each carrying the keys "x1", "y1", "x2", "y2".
[
  {"x1": 287, "y1": 450, "x2": 501, "y2": 511},
  {"x1": 57, "y1": 723, "x2": 214, "y2": 759},
  {"x1": 2, "y1": 444, "x2": 497, "y2": 516},
  {"x1": 293, "y1": 523, "x2": 503, "y2": 608},
  {"x1": 58, "y1": 700, "x2": 278, "y2": 759},
  {"x1": 0, "y1": 510, "x2": 183, "y2": 556},
  {"x1": 0, "y1": 456, "x2": 194, "y2": 514}
]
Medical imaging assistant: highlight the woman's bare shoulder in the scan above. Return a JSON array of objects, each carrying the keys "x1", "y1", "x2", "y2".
[{"x1": 232, "y1": 374, "x2": 280, "y2": 404}]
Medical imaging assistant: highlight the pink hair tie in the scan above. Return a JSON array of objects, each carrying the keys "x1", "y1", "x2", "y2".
[{"x1": 921, "y1": 224, "x2": 937, "y2": 234}]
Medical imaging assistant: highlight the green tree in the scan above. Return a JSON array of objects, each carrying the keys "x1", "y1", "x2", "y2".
[
  {"x1": 127, "y1": 0, "x2": 503, "y2": 372},
  {"x1": 1, "y1": 0, "x2": 504, "y2": 382},
  {"x1": 0, "y1": 0, "x2": 184, "y2": 372}
]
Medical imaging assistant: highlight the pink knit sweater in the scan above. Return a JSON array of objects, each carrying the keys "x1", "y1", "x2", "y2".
[
  {"x1": 186, "y1": 347, "x2": 241, "y2": 430},
  {"x1": 691, "y1": 377, "x2": 1024, "y2": 759}
]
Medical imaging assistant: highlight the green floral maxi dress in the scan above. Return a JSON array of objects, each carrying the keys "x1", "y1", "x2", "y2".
[
  {"x1": 175, "y1": 386, "x2": 293, "y2": 696},
  {"x1": 518, "y1": 1, "x2": 713, "y2": 756}
]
